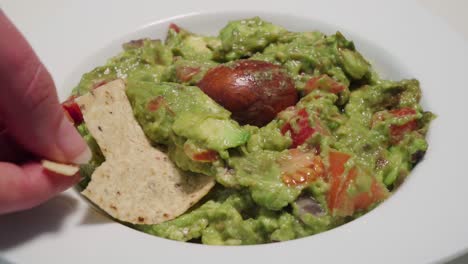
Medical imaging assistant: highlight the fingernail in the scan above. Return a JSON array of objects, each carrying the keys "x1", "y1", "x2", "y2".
[
  {"x1": 56, "y1": 116, "x2": 92, "y2": 164},
  {"x1": 73, "y1": 147, "x2": 92, "y2": 164}
]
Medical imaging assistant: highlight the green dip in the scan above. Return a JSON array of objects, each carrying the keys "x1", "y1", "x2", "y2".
[{"x1": 72, "y1": 17, "x2": 434, "y2": 245}]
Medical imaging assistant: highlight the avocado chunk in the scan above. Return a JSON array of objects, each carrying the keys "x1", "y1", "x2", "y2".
[
  {"x1": 172, "y1": 113, "x2": 250, "y2": 152},
  {"x1": 217, "y1": 17, "x2": 286, "y2": 60}
]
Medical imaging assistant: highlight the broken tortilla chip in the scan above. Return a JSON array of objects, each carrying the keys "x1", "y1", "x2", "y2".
[
  {"x1": 41, "y1": 160, "x2": 79, "y2": 176},
  {"x1": 75, "y1": 79, "x2": 215, "y2": 225}
]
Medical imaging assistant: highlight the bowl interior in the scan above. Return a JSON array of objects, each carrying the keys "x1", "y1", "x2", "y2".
[
  {"x1": 64, "y1": 10, "x2": 431, "y2": 243},
  {"x1": 64, "y1": 11, "x2": 412, "y2": 93}
]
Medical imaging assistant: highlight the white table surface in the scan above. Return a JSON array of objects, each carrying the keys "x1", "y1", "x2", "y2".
[{"x1": 0, "y1": 1, "x2": 467, "y2": 263}]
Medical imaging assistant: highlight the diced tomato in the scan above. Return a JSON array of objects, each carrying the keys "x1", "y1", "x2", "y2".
[
  {"x1": 176, "y1": 66, "x2": 201, "y2": 82},
  {"x1": 327, "y1": 151, "x2": 351, "y2": 210},
  {"x1": 146, "y1": 96, "x2": 175, "y2": 115},
  {"x1": 169, "y1": 23, "x2": 181, "y2": 33},
  {"x1": 192, "y1": 150, "x2": 218, "y2": 162},
  {"x1": 371, "y1": 107, "x2": 418, "y2": 144},
  {"x1": 389, "y1": 107, "x2": 416, "y2": 117},
  {"x1": 62, "y1": 96, "x2": 83, "y2": 125},
  {"x1": 62, "y1": 81, "x2": 115, "y2": 125},
  {"x1": 304, "y1": 74, "x2": 346, "y2": 95},
  {"x1": 294, "y1": 109, "x2": 316, "y2": 147},
  {"x1": 326, "y1": 150, "x2": 388, "y2": 216},
  {"x1": 389, "y1": 107, "x2": 418, "y2": 143},
  {"x1": 281, "y1": 108, "x2": 316, "y2": 148},
  {"x1": 290, "y1": 125, "x2": 315, "y2": 148},
  {"x1": 328, "y1": 151, "x2": 351, "y2": 179},
  {"x1": 352, "y1": 179, "x2": 387, "y2": 211},
  {"x1": 333, "y1": 167, "x2": 358, "y2": 216},
  {"x1": 280, "y1": 108, "x2": 330, "y2": 148},
  {"x1": 279, "y1": 149, "x2": 325, "y2": 186},
  {"x1": 390, "y1": 120, "x2": 418, "y2": 143},
  {"x1": 280, "y1": 122, "x2": 292, "y2": 135},
  {"x1": 183, "y1": 143, "x2": 218, "y2": 163},
  {"x1": 147, "y1": 96, "x2": 165, "y2": 112}
]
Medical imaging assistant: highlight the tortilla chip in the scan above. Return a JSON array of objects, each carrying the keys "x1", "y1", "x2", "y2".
[
  {"x1": 75, "y1": 79, "x2": 215, "y2": 225},
  {"x1": 41, "y1": 160, "x2": 79, "y2": 176}
]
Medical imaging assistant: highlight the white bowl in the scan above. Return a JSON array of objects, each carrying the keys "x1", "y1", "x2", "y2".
[{"x1": 1, "y1": 1, "x2": 468, "y2": 264}]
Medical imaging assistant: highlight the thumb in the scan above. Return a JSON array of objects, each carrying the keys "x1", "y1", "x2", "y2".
[{"x1": 0, "y1": 11, "x2": 91, "y2": 164}]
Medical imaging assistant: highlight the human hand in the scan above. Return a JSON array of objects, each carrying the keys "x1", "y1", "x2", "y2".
[{"x1": 0, "y1": 11, "x2": 91, "y2": 214}]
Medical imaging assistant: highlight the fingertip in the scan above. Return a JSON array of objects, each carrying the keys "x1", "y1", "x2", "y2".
[
  {"x1": 26, "y1": 162, "x2": 81, "y2": 193},
  {"x1": 0, "y1": 162, "x2": 80, "y2": 214},
  {"x1": 56, "y1": 116, "x2": 92, "y2": 164},
  {"x1": 72, "y1": 145, "x2": 92, "y2": 165}
]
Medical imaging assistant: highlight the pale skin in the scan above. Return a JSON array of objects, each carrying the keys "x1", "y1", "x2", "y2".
[{"x1": 0, "y1": 11, "x2": 91, "y2": 214}]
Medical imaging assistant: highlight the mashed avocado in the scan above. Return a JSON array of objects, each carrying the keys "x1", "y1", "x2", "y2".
[{"x1": 73, "y1": 17, "x2": 434, "y2": 245}]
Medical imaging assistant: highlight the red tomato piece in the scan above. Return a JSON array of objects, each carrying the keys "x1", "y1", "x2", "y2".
[
  {"x1": 176, "y1": 66, "x2": 201, "y2": 82},
  {"x1": 304, "y1": 75, "x2": 346, "y2": 95},
  {"x1": 62, "y1": 96, "x2": 83, "y2": 125},
  {"x1": 390, "y1": 120, "x2": 418, "y2": 143},
  {"x1": 326, "y1": 151, "x2": 388, "y2": 216},
  {"x1": 333, "y1": 167, "x2": 358, "y2": 216},
  {"x1": 389, "y1": 107, "x2": 416, "y2": 117},
  {"x1": 280, "y1": 108, "x2": 316, "y2": 148},
  {"x1": 183, "y1": 143, "x2": 218, "y2": 163},
  {"x1": 389, "y1": 107, "x2": 418, "y2": 143},
  {"x1": 280, "y1": 122, "x2": 292, "y2": 135},
  {"x1": 352, "y1": 179, "x2": 387, "y2": 211},
  {"x1": 147, "y1": 96, "x2": 166, "y2": 112},
  {"x1": 279, "y1": 149, "x2": 325, "y2": 186},
  {"x1": 192, "y1": 150, "x2": 218, "y2": 162},
  {"x1": 169, "y1": 23, "x2": 181, "y2": 33},
  {"x1": 146, "y1": 96, "x2": 174, "y2": 115},
  {"x1": 327, "y1": 151, "x2": 351, "y2": 211}
]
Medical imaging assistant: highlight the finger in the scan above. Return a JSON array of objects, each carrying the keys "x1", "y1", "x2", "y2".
[
  {"x1": 0, "y1": 11, "x2": 91, "y2": 164},
  {"x1": 0, "y1": 119, "x2": 33, "y2": 162},
  {"x1": 0, "y1": 129, "x2": 32, "y2": 163},
  {"x1": 0, "y1": 161, "x2": 80, "y2": 214}
]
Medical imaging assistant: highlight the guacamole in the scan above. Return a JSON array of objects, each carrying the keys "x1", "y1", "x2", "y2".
[{"x1": 70, "y1": 17, "x2": 434, "y2": 245}]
